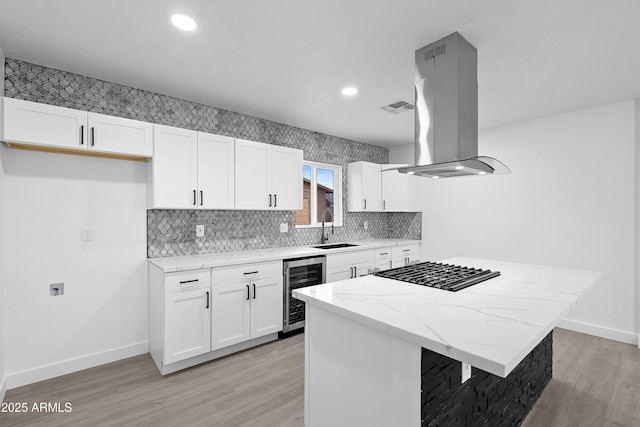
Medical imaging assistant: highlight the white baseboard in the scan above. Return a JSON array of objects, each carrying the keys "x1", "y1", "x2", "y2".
[
  {"x1": 0, "y1": 375, "x2": 6, "y2": 403},
  {"x1": 558, "y1": 319, "x2": 638, "y2": 346},
  {"x1": 6, "y1": 341, "x2": 149, "y2": 390}
]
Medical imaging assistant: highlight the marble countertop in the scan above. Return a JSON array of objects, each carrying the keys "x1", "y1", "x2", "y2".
[
  {"x1": 293, "y1": 256, "x2": 600, "y2": 377},
  {"x1": 147, "y1": 239, "x2": 420, "y2": 272}
]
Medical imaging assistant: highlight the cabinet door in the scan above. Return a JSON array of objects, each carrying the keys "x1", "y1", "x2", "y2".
[
  {"x1": 381, "y1": 169, "x2": 403, "y2": 212},
  {"x1": 404, "y1": 174, "x2": 419, "y2": 212},
  {"x1": 235, "y1": 139, "x2": 271, "y2": 210},
  {"x1": 271, "y1": 145, "x2": 303, "y2": 210},
  {"x1": 87, "y1": 112, "x2": 153, "y2": 157},
  {"x1": 197, "y1": 132, "x2": 235, "y2": 209},
  {"x1": 3, "y1": 97, "x2": 86, "y2": 149},
  {"x1": 354, "y1": 262, "x2": 375, "y2": 277},
  {"x1": 326, "y1": 265, "x2": 356, "y2": 282},
  {"x1": 150, "y1": 125, "x2": 198, "y2": 208},
  {"x1": 374, "y1": 247, "x2": 393, "y2": 272},
  {"x1": 164, "y1": 288, "x2": 211, "y2": 365},
  {"x1": 361, "y1": 162, "x2": 381, "y2": 211},
  {"x1": 211, "y1": 283, "x2": 251, "y2": 350},
  {"x1": 250, "y1": 277, "x2": 284, "y2": 339}
]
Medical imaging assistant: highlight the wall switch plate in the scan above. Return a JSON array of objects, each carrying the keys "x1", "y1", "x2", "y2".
[
  {"x1": 50, "y1": 283, "x2": 64, "y2": 296},
  {"x1": 280, "y1": 223, "x2": 288, "y2": 233},
  {"x1": 196, "y1": 225, "x2": 205, "y2": 237},
  {"x1": 81, "y1": 228, "x2": 93, "y2": 242},
  {"x1": 461, "y1": 362, "x2": 471, "y2": 383},
  {"x1": 363, "y1": 221, "x2": 368, "y2": 230}
]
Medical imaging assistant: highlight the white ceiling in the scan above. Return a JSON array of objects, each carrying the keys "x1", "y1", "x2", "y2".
[{"x1": 0, "y1": 0, "x2": 638, "y2": 148}]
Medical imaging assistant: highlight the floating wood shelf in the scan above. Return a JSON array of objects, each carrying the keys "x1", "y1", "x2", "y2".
[{"x1": 4, "y1": 141, "x2": 151, "y2": 162}]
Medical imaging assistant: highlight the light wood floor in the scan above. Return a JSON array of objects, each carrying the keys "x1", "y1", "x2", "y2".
[{"x1": 1, "y1": 328, "x2": 638, "y2": 427}]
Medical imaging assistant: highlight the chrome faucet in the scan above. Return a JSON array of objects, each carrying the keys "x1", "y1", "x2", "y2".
[{"x1": 321, "y1": 208, "x2": 334, "y2": 244}]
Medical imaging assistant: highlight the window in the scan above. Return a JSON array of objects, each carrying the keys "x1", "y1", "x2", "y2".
[{"x1": 296, "y1": 161, "x2": 343, "y2": 227}]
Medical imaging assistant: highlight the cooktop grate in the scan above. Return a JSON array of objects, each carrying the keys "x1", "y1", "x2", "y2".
[{"x1": 375, "y1": 261, "x2": 500, "y2": 292}]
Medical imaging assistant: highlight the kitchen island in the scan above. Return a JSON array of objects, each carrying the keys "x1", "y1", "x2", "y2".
[{"x1": 292, "y1": 257, "x2": 600, "y2": 426}]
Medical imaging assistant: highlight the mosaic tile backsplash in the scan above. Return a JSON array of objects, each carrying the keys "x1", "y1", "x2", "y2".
[{"x1": 5, "y1": 58, "x2": 421, "y2": 257}]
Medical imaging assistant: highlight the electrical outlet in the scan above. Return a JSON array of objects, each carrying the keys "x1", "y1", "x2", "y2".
[
  {"x1": 280, "y1": 223, "x2": 288, "y2": 233},
  {"x1": 81, "y1": 228, "x2": 93, "y2": 242},
  {"x1": 363, "y1": 221, "x2": 368, "y2": 230},
  {"x1": 196, "y1": 224, "x2": 205, "y2": 237},
  {"x1": 461, "y1": 362, "x2": 471, "y2": 383}
]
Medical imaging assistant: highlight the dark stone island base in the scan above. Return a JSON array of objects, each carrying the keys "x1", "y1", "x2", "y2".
[{"x1": 421, "y1": 332, "x2": 553, "y2": 426}]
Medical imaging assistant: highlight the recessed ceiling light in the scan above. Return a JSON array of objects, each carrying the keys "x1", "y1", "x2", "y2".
[
  {"x1": 407, "y1": 171, "x2": 415, "y2": 175},
  {"x1": 341, "y1": 87, "x2": 358, "y2": 96},
  {"x1": 432, "y1": 176, "x2": 440, "y2": 179},
  {"x1": 478, "y1": 171, "x2": 487, "y2": 175},
  {"x1": 455, "y1": 165, "x2": 464, "y2": 170},
  {"x1": 171, "y1": 14, "x2": 197, "y2": 31}
]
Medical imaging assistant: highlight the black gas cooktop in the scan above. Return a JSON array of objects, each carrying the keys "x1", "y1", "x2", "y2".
[{"x1": 374, "y1": 261, "x2": 500, "y2": 292}]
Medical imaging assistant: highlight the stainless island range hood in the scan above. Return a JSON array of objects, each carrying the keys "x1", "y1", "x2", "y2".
[{"x1": 397, "y1": 32, "x2": 510, "y2": 178}]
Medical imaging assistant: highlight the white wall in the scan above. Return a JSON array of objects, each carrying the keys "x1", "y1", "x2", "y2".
[
  {"x1": 4, "y1": 149, "x2": 149, "y2": 388},
  {"x1": 0, "y1": 41, "x2": 7, "y2": 401},
  {"x1": 415, "y1": 100, "x2": 638, "y2": 343}
]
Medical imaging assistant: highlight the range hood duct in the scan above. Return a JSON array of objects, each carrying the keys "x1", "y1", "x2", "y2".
[{"x1": 397, "y1": 32, "x2": 510, "y2": 178}]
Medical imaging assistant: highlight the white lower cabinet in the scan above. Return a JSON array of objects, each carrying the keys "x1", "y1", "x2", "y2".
[
  {"x1": 149, "y1": 267, "x2": 211, "y2": 370},
  {"x1": 164, "y1": 287, "x2": 211, "y2": 365},
  {"x1": 326, "y1": 249, "x2": 375, "y2": 282},
  {"x1": 149, "y1": 260, "x2": 283, "y2": 375},
  {"x1": 391, "y1": 243, "x2": 421, "y2": 268},
  {"x1": 211, "y1": 261, "x2": 283, "y2": 351},
  {"x1": 375, "y1": 243, "x2": 421, "y2": 271}
]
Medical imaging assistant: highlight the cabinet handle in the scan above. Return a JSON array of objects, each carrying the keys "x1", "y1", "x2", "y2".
[
  {"x1": 274, "y1": 194, "x2": 277, "y2": 207},
  {"x1": 364, "y1": 199, "x2": 367, "y2": 210},
  {"x1": 246, "y1": 284, "x2": 250, "y2": 300},
  {"x1": 379, "y1": 252, "x2": 388, "y2": 256},
  {"x1": 403, "y1": 249, "x2": 411, "y2": 252},
  {"x1": 205, "y1": 291, "x2": 209, "y2": 309},
  {"x1": 253, "y1": 283, "x2": 256, "y2": 299},
  {"x1": 243, "y1": 271, "x2": 259, "y2": 275},
  {"x1": 268, "y1": 194, "x2": 272, "y2": 207},
  {"x1": 90, "y1": 127, "x2": 95, "y2": 146},
  {"x1": 389, "y1": 260, "x2": 393, "y2": 269},
  {"x1": 80, "y1": 125, "x2": 84, "y2": 146},
  {"x1": 193, "y1": 190, "x2": 197, "y2": 206},
  {"x1": 405, "y1": 257, "x2": 409, "y2": 266},
  {"x1": 383, "y1": 200, "x2": 386, "y2": 210},
  {"x1": 200, "y1": 190, "x2": 203, "y2": 206},
  {"x1": 179, "y1": 279, "x2": 199, "y2": 284}
]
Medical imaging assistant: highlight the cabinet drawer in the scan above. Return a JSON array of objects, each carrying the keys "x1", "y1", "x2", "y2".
[
  {"x1": 212, "y1": 261, "x2": 282, "y2": 285},
  {"x1": 392, "y1": 244, "x2": 419, "y2": 259},
  {"x1": 165, "y1": 269, "x2": 211, "y2": 294},
  {"x1": 374, "y1": 247, "x2": 392, "y2": 264},
  {"x1": 326, "y1": 249, "x2": 374, "y2": 269}
]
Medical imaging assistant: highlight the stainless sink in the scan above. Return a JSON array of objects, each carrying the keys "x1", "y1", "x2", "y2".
[{"x1": 311, "y1": 243, "x2": 359, "y2": 250}]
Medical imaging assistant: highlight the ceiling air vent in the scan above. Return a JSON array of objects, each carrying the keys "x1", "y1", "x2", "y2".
[{"x1": 380, "y1": 98, "x2": 415, "y2": 115}]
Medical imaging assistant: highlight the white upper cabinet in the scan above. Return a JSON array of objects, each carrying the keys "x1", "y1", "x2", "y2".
[
  {"x1": 381, "y1": 164, "x2": 420, "y2": 212},
  {"x1": 87, "y1": 112, "x2": 153, "y2": 157},
  {"x1": 198, "y1": 132, "x2": 235, "y2": 209},
  {"x1": 2, "y1": 97, "x2": 152, "y2": 158},
  {"x1": 405, "y1": 173, "x2": 419, "y2": 212},
  {"x1": 149, "y1": 124, "x2": 235, "y2": 209},
  {"x1": 381, "y1": 166, "x2": 404, "y2": 212},
  {"x1": 235, "y1": 139, "x2": 303, "y2": 210},
  {"x1": 271, "y1": 145, "x2": 303, "y2": 210},
  {"x1": 347, "y1": 161, "x2": 381, "y2": 212},
  {"x1": 348, "y1": 161, "x2": 419, "y2": 212}
]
